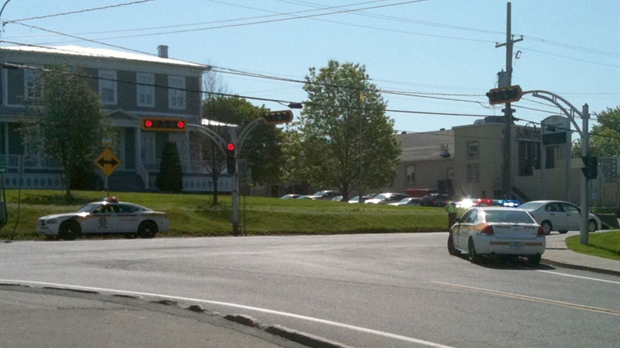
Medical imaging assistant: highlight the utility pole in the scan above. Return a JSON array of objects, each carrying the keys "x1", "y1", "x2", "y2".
[{"x1": 495, "y1": 2, "x2": 523, "y2": 199}]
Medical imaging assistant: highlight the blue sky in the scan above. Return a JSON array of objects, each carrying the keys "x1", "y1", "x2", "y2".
[{"x1": 2, "y1": 0, "x2": 618, "y2": 133}]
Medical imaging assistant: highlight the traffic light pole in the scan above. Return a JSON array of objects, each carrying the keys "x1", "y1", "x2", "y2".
[
  {"x1": 525, "y1": 91, "x2": 591, "y2": 245},
  {"x1": 189, "y1": 112, "x2": 294, "y2": 237},
  {"x1": 231, "y1": 117, "x2": 270, "y2": 236},
  {"x1": 579, "y1": 104, "x2": 590, "y2": 245},
  {"x1": 230, "y1": 128, "x2": 240, "y2": 236}
]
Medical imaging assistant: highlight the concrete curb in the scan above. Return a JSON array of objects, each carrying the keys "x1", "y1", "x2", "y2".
[
  {"x1": 542, "y1": 258, "x2": 620, "y2": 277},
  {"x1": 1, "y1": 282, "x2": 353, "y2": 348},
  {"x1": 225, "y1": 314, "x2": 355, "y2": 348},
  {"x1": 265, "y1": 325, "x2": 355, "y2": 348}
]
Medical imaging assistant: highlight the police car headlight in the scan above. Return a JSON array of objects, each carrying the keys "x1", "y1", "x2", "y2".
[{"x1": 47, "y1": 219, "x2": 57, "y2": 224}]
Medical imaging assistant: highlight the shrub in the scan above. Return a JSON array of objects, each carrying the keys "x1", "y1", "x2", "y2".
[{"x1": 156, "y1": 141, "x2": 183, "y2": 192}]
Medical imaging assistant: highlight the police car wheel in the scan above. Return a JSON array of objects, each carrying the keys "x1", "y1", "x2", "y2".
[
  {"x1": 528, "y1": 254, "x2": 541, "y2": 266},
  {"x1": 59, "y1": 221, "x2": 80, "y2": 240},
  {"x1": 447, "y1": 233, "x2": 460, "y2": 256},
  {"x1": 468, "y1": 238, "x2": 481, "y2": 263},
  {"x1": 138, "y1": 221, "x2": 157, "y2": 239}
]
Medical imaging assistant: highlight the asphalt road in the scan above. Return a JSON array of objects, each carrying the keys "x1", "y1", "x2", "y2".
[{"x1": 1, "y1": 233, "x2": 618, "y2": 348}]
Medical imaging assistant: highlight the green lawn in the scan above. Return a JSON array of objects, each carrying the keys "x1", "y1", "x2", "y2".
[
  {"x1": 0, "y1": 190, "x2": 451, "y2": 240},
  {"x1": 565, "y1": 231, "x2": 620, "y2": 261},
  {"x1": 5, "y1": 190, "x2": 619, "y2": 263}
]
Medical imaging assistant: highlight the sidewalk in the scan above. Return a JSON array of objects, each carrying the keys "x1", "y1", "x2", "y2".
[{"x1": 542, "y1": 231, "x2": 620, "y2": 276}]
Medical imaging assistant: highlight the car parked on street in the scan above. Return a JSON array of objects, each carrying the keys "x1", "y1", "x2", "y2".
[
  {"x1": 518, "y1": 200, "x2": 601, "y2": 234},
  {"x1": 447, "y1": 206, "x2": 546, "y2": 265},
  {"x1": 364, "y1": 192, "x2": 409, "y2": 205},
  {"x1": 37, "y1": 197, "x2": 170, "y2": 240}
]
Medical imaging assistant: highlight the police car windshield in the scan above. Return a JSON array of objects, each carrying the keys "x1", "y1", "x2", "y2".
[{"x1": 76, "y1": 203, "x2": 102, "y2": 213}]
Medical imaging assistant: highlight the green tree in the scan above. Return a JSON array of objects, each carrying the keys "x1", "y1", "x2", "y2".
[
  {"x1": 298, "y1": 60, "x2": 401, "y2": 200},
  {"x1": 573, "y1": 106, "x2": 620, "y2": 157},
  {"x1": 21, "y1": 65, "x2": 109, "y2": 197},
  {"x1": 156, "y1": 141, "x2": 183, "y2": 192},
  {"x1": 202, "y1": 96, "x2": 284, "y2": 200}
]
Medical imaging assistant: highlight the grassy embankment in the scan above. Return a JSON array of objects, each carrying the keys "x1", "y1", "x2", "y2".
[
  {"x1": 0, "y1": 190, "x2": 449, "y2": 240},
  {"x1": 565, "y1": 232, "x2": 620, "y2": 261},
  {"x1": 5, "y1": 190, "x2": 618, "y2": 263}
]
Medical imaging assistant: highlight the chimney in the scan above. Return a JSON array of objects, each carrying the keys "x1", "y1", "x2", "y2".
[{"x1": 157, "y1": 45, "x2": 168, "y2": 58}]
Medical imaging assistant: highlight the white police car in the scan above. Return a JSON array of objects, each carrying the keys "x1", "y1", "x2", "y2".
[
  {"x1": 38, "y1": 197, "x2": 170, "y2": 240},
  {"x1": 448, "y1": 206, "x2": 546, "y2": 265}
]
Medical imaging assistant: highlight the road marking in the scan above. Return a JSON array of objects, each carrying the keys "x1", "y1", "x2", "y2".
[
  {"x1": 432, "y1": 281, "x2": 620, "y2": 316},
  {"x1": 1, "y1": 279, "x2": 456, "y2": 348},
  {"x1": 536, "y1": 270, "x2": 620, "y2": 285}
]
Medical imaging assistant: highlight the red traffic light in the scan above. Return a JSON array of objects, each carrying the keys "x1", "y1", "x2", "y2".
[
  {"x1": 227, "y1": 143, "x2": 235, "y2": 151},
  {"x1": 141, "y1": 117, "x2": 187, "y2": 132}
]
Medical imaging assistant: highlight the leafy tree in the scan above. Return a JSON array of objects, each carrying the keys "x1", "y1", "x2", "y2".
[
  {"x1": 297, "y1": 60, "x2": 401, "y2": 200},
  {"x1": 20, "y1": 65, "x2": 109, "y2": 197},
  {"x1": 202, "y1": 95, "x2": 283, "y2": 200},
  {"x1": 573, "y1": 106, "x2": 620, "y2": 157},
  {"x1": 156, "y1": 141, "x2": 183, "y2": 192}
]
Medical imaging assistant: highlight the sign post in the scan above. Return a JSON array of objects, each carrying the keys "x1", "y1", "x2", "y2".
[{"x1": 94, "y1": 148, "x2": 121, "y2": 195}]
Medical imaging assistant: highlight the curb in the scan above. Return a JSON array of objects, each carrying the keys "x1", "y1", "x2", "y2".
[
  {"x1": 225, "y1": 315, "x2": 355, "y2": 348},
  {"x1": 1, "y1": 282, "x2": 353, "y2": 348},
  {"x1": 265, "y1": 325, "x2": 355, "y2": 348},
  {"x1": 541, "y1": 258, "x2": 620, "y2": 277}
]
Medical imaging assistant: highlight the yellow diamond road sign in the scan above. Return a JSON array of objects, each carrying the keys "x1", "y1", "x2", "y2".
[{"x1": 95, "y1": 148, "x2": 121, "y2": 177}]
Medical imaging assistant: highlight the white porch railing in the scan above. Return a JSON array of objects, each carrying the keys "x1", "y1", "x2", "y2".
[{"x1": 5, "y1": 154, "x2": 63, "y2": 169}]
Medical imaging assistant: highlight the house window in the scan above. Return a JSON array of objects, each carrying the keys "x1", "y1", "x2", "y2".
[
  {"x1": 467, "y1": 163, "x2": 479, "y2": 182},
  {"x1": 137, "y1": 73, "x2": 154, "y2": 107},
  {"x1": 24, "y1": 69, "x2": 43, "y2": 100},
  {"x1": 99, "y1": 70, "x2": 117, "y2": 105},
  {"x1": 467, "y1": 141, "x2": 479, "y2": 160},
  {"x1": 406, "y1": 165, "x2": 415, "y2": 185},
  {"x1": 168, "y1": 76, "x2": 185, "y2": 109}
]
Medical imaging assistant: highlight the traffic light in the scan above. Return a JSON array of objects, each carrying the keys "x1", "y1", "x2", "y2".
[
  {"x1": 581, "y1": 156, "x2": 598, "y2": 180},
  {"x1": 226, "y1": 143, "x2": 236, "y2": 174},
  {"x1": 486, "y1": 85, "x2": 523, "y2": 105},
  {"x1": 141, "y1": 117, "x2": 187, "y2": 132},
  {"x1": 263, "y1": 110, "x2": 293, "y2": 125}
]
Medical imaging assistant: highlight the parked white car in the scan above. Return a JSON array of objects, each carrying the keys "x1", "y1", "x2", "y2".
[
  {"x1": 389, "y1": 197, "x2": 421, "y2": 206},
  {"x1": 518, "y1": 200, "x2": 601, "y2": 234},
  {"x1": 448, "y1": 207, "x2": 546, "y2": 265},
  {"x1": 365, "y1": 192, "x2": 409, "y2": 205},
  {"x1": 38, "y1": 197, "x2": 170, "y2": 240}
]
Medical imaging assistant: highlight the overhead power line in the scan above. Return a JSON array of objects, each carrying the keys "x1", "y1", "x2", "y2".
[{"x1": 3, "y1": 0, "x2": 154, "y2": 24}]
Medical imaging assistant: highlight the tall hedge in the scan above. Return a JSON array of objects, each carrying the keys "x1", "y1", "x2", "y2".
[{"x1": 156, "y1": 141, "x2": 183, "y2": 192}]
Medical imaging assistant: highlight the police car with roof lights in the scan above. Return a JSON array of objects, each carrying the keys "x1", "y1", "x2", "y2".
[
  {"x1": 37, "y1": 197, "x2": 170, "y2": 240},
  {"x1": 448, "y1": 206, "x2": 546, "y2": 265}
]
